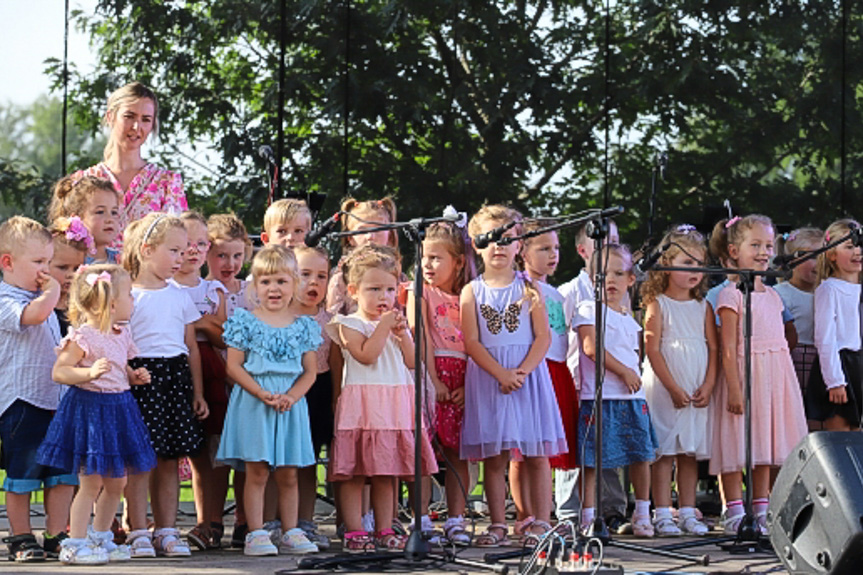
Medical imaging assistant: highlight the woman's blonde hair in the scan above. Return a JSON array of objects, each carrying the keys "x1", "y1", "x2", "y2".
[
  {"x1": 69, "y1": 264, "x2": 130, "y2": 332},
  {"x1": 640, "y1": 226, "x2": 708, "y2": 305},
  {"x1": 344, "y1": 244, "x2": 402, "y2": 286},
  {"x1": 207, "y1": 213, "x2": 252, "y2": 261},
  {"x1": 424, "y1": 221, "x2": 476, "y2": 295},
  {"x1": 817, "y1": 219, "x2": 862, "y2": 285},
  {"x1": 122, "y1": 212, "x2": 186, "y2": 279},
  {"x1": 340, "y1": 196, "x2": 398, "y2": 250},
  {"x1": 49, "y1": 175, "x2": 119, "y2": 223},
  {"x1": 103, "y1": 82, "x2": 159, "y2": 161}
]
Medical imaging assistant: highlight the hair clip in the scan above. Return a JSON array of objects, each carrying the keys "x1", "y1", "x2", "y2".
[
  {"x1": 85, "y1": 271, "x2": 112, "y2": 286},
  {"x1": 676, "y1": 224, "x2": 696, "y2": 234},
  {"x1": 442, "y1": 205, "x2": 468, "y2": 229},
  {"x1": 725, "y1": 216, "x2": 741, "y2": 229},
  {"x1": 65, "y1": 216, "x2": 97, "y2": 255},
  {"x1": 142, "y1": 214, "x2": 167, "y2": 244},
  {"x1": 825, "y1": 232, "x2": 831, "y2": 243}
]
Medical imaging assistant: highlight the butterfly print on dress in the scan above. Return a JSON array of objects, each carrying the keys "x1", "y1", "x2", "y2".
[{"x1": 480, "y1": 303, "x2": 521, "y2": 334}]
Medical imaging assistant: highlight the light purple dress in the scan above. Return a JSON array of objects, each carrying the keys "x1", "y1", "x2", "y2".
[{"x1": 460, "y1": 276, "x2": 568, "y2": 460}]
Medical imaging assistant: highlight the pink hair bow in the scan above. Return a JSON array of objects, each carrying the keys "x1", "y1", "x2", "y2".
[
  {"x1": 85, "y1": 271, "x2": 112, "y2": 286},
  {"x1": 725, "y1": 216, "x2": 741, "y2": 229},
  {"x1": 66, "y1": 216, "x2": 97, "y2": 255}
]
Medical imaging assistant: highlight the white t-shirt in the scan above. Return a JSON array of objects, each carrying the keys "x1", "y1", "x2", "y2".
[
  {"x1": 131, "y1": 283, "x2": 200, "y2": 357},
  {"x1": 814, "y1": 277, "x2": 862, "y2": 389},
  {"x1": 573, "y1": 299, "x2": 644, "y2": 401},
  {"x1": 773, "y1": 282, "x2": 815, "y2": 346},
  {"x1": 170, "y1": 278, "x2": 227, "y2": 342},
  {"x1": 540, "y1": 280, "x2": 568, "y2": 363},
  {"x1": 559, "y1": 269, "x2": 594, "y2": 379}
]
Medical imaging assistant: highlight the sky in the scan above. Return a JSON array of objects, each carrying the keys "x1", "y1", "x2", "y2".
[{"x1": 0, "y1": 0, "x2": 98, "y2": 106}]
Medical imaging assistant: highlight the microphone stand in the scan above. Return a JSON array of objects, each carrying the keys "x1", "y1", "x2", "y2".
[{"x1": 297, "y1": 214, "x2": 506, "y2": 574}]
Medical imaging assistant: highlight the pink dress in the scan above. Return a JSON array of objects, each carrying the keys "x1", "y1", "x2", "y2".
[{"x1": 710, "y1": 284, "x2": 807, "y2": 475}]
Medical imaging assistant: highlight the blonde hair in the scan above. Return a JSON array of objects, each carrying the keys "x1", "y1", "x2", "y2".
[
  {"x1": 250, "y1": 244, "x2": 299, "y2": 284},
  {"x1": 0, "y1": 216, "x2": 52, "y2": 256},
  {"x1": 207, "y1": 213, "x2": 252, "y2": 261},
  {"x1": 344, "y1": 244, "x2": 402, "y2": 286},
  {"x1": 424, "y1": 221, "x2": 476, "y2": 295},
  {"x1": 180, "y1": 210, "x2": 208, "y2": 228},
  {"x1": 640, "y1": 227, "x2": 708, "y2": 305},
  {"x1": 103, "y1": 82, "x2": 159, "y2": 161},
  {"x1": 49, "y1": 175, "x2": 119, "y2": 223},
  {"x1": 780, "y1": 227, "x2": 823, "y2": 258},
  {"x1": 263, "y1": 199, "x2": 312, "y2": 233},
  {"x1": 714, "y1": 214, "x2": 774, "y2": 267},
  {"x1": 588, "y1": 243, "x2": 634, "y2": 278},
  {"x1": 122, "y1": 212, "x2": 186, "y2": 279},
  {"x1": 69, "y1": 264, "x2": 129, "y2": 332},
  {"x1": 817, "y1": 219, "x2": 861, "y2": 285},
  {"x1": 340, "y1": 196, "x2": 398, "y2": 250},
  {"x1": 294, "y1": 244, "x2": 331, "y2": 268},
  {"x1": 49, "y1": 217, "x2": 92, "y2": 255}
]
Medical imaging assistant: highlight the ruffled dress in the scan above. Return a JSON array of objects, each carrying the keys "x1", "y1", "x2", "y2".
[
  {"x1": 326, "y1": 314, "x2": 438, "y2": 480},
  {"x1": 216, "y1": 309, "x2": 323, "y2": 469}
]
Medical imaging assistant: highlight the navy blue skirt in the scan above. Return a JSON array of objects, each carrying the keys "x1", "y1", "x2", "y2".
[
  {"x1": 577, "y1": 399, "x2": 658, "y2": 468},
  {"x1": 37, "y1": 387, "x2": 156, "y2": 478}
]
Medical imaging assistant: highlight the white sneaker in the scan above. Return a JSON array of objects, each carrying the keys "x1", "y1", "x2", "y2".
[
  {"x1": 244, "y1": 529, "x2": 278, "y2": 556},
  {"x1": 279, "y1": 527, "x2": 318, "y2": 555},
  {"x1": 59, "y1": 538, "x2": 109, "y2": 565},
  {"x1": 652, "y1": 516, "x2": 681, "y2": 538},
  {"x1": 126, "y1": 529, "x2": 156, "y2": 559},
  {"x1": 721, "y1": 512, "x2": 744, "y2": 535},
  {"x1": 88, "y1": 526, "x2": 131, "y2": 561},
  {"x1": 679, "y1": 515, "x2": 709, "y2": 536}
]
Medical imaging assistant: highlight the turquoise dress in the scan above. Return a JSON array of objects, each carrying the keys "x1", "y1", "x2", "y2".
[{"x1": 216, "y1": 308, "x2": 323, "y2": 468}]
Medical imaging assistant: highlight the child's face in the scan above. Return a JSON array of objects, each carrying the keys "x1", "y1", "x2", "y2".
[
  {"x1": 829, "y1": 239, "x2": 863, "y2": 279},
  {"x1": 112, "y1": 274, "x2": 135, "y2": 323},
  {"x1": 422, "y1": 240, "x2": 461, "y2": 292},
  {"x1": 730, "y1": 223, "x2": 774, "y2": 271},
  {"x1": 180, "y1": 220, "x2": 210, "y2": 275},
  {"x1": 348, "y1": 212, "x2": 392, "y2": 248},
  {"x1": 523, "y1": 232, "x2": 559, "y2": 279},
  {"x1": 82, "y1": 189, "x2": 120, "y2": 247},
  {"x1": 604, "y1": 253, "x2": 635, "y2": 307},
  {"x1": 49, "y1": 242, "x2": 86, "y2": 300},
  {"x1": 255, "y1": 272, "x2": 295, "y2": 313},
  {"x1": 264, "y1": 214, "x2": 311, "y2": 248},
  {"x1": 143, "y1": 227, "x2": 187, "y2": 281},
  {"x1": 110, "y1": 97, "x2": 155, "y2": 152},
  {"x1": 791, "y1": 245, "x2": 819, "y2": 287},
  {"x1": 349, "y1": 267, "x2": 398, "y2": 320},
  {"x1": 206, "y1": 239, "x2": 246, "y2": 285},
  {"x1": 295, "y1": 251, "x2": 329, "y2": 308},
  {"x1": 0, "y1": 239, "x2": 53, "y2": 292},
  {"x1": 475, "y1": 218, "x2": 520, "y2": 272},
  {"x1": 666, "y1": 249, "x2": 704, "y2": 295},
  {"x1": 577, "y1": 222, "x2": 619, "y2": 263}
]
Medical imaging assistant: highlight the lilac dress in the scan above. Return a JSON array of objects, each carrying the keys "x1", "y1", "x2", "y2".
[{"x1": 460, "y1": 276, "x2": 568, "y2": 460}]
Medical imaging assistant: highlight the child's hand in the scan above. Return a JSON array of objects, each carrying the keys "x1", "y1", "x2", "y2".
[
  {"x1": 131, "y1": 367, "x2": 151, "y2": 386},
  {"x1": 433, "y1": 380, "x2": 451, "y2": 403},
  {"x1": 726, "y1": 384, "x2": 744, "y2": 415},
  {"x1": 667, "y1": 383, "x2": 691, "y2": 409},
  {"x1": 498, "y1": 369, "x2": 524, "y2": 394},
  {"x1": 391, "y1": 310, "x2": 409, "y2": 336},
  {"x1": 829, "y1": 386, "x2": 848, "y2": 404},
  {"x1": 89, "y1": 358, "x2": 111, "y2": 380},
  {"x1": 193, "y1": 395, "x2": 209, "y2": 420},
  {"x1": 450, "y1": 386, "x2": 465, "y2": 407},
  {"x1": 379, "y1": 310, "x2": 399, "y2": 331},
  {"x1": 691, "y1": 383, "x2": 713, "y2": 408},
  {"x1": 281, "y1": 393, "x2": 298, "y2": 412},
  {"x1": 37, "y1": 271, "x2": 60, "y2": 295},
  {"x1": 622, "y1": 369, "x2": 642, "y2": 394}
]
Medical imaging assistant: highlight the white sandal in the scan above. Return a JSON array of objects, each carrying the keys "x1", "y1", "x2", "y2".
[
  {"x1": 126, "y1": 529, "x2": 156, "y2": 559},
  {"x1": 153, "y1": 528, "x2": 191, "y2": 557}
]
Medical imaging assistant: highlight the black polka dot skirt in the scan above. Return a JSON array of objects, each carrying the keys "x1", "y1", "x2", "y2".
[{"x1": 129, "y1": 355, "x2": 204, "y2": 459}]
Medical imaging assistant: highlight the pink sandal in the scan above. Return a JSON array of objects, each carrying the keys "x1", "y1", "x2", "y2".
[
  {"x1": 375, "y1": 528, "x2": 407, "y2": 551},
  {"x1": 343, "y1": 531, "x2": 374, "y2": 554},
  {"x1": 475, "y1": 523, "x2": 510, "y2": 548}
]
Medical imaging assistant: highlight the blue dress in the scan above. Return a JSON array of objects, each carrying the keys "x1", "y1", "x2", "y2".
[{"x1": 216, "y1": 309, "x2": 323, "y2": 469}]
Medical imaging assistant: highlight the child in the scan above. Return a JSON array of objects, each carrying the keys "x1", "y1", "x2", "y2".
[
  {"x1": 121, "y1": 212, "x2": 209, "y2": 557},
  {"x1": 206, "y1": 213, "x2": 253, "y2": 324},
  {"x1": 217, "y1": 245, "x2": 322, "y2": 556},
  {"x1": 710, "y1": 215, "x2": 807, "y2": 534},
  {"x1": 36, "y1": 264, "x2": 157, "y2": 564},
  {"x1": 0, "y1": 216, "x2": 77, "y2": 562},
  {"x1": 171, "y1": 211, "x2": 231, "y2": 550},
  {"x1": 575, "y1": 244, "x2": 658, "y2": 538},
  {"x1": 405, "y1": 220, "x2": 475, "y2": 546},
  {"x1": 48, "y1": 217, "x2": 92, "y2": 337},
  {"x1": 261, "y1": 198, "x2": 313, "y2": 248},
  {"x1": 460, "y1": 206, "x2": 566, "y2": 547},
  {"x1": 641, "y1": 226, "x2": 717, "y2": 536},
  {"x1": 290, "y1": 245, "x2": 342, "y2": 550},
  {"x1": 773, "y1": 228, "x2": 823, "y2": 413},
  {"x1": 49, "y1": 176, "x2": 122, "y2": 264},
  {"x1": 513, "y1": 222, "x2": 577, "y2": 542},
  {"x1": 808, "y1": 219, "x2": 863, "y2": 432},
  {"x1": 326, "y1": 244, "x2": 438, "y2": 552}
]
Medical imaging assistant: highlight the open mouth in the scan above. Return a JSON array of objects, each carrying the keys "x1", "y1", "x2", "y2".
[{"x1": 306, "y1": 289, "x2": 319, "y2": 299}]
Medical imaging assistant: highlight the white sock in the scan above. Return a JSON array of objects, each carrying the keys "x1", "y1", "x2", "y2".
[
  {"x1": 726, "y1": 500, "x2": 744, "y2": 518},
  {"x1": 679, "y1": 506, "x2": 697, "y2": 519},
  {"x1": 653, "y1": 506, "x2": 673, "y2": 520},
  {"x1": 634, "y1": 500, "x2": 650, "y2": 519},
  {"x1": 753, "y1": 498, "x2": 769, "y2": 515},
  {"x1": 581, "y1": 507, "x2": 595, "y2": 526}
]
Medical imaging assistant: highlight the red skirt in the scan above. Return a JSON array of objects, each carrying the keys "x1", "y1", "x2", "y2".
[
  {"x1": 198, "y1": 341, "x2": 228, "y2": 436},
  {"x1": 547, "y1": 359, "x2": 579, "y2": 470},
  {"x1": 433, "y1": 355, "x2": 467, "y2": 451}
]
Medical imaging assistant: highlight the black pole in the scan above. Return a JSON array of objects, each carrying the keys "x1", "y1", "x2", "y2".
[
  {"x1": 840, "y1": 0, "x2": 848, "y2": 215},
  {"x1": 61, "y1": 0, "x2": 70, "y2": 175},
  {"x1": 602, "y1": 0, "x2": 610, "y2": 209},
  {"x1": 342, "y1": 0, "x2": 351, "y2": 198},
  {"x1": 277, "y1": 0, "x2": 286, "y2": 197}
]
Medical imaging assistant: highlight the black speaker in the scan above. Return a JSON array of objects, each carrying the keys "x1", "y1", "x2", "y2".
[{"x1": 768, "y1": 431, "x2": 863, "y2": 574}]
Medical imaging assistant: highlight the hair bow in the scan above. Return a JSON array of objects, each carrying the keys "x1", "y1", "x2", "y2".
[
  {"x1": 725, "y1": 216, "x2": 741, "y2": 229},
  {"x1": 676, "y1": 224, "x2": 696, "y2": 234},
  {"x1": 443, "y1": 205, "x2": 468, "y2": 229},
  {"x1": 85, "y1": 271, "x2": 112, "y2": 286},
  {"x1": 65, "y1": 216, "x2": 97, "y2": 255}
]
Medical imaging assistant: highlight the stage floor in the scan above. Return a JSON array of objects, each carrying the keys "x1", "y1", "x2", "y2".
[{"x1": 1, "y1": 502, "x2": 784, "y2": 574}]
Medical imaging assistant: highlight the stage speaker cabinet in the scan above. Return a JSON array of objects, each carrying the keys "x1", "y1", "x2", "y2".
[{"x1": 768, "y1": 431, "x2": 863, "y2": 575}]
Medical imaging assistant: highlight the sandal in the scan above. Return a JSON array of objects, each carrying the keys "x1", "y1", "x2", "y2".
[
  {"x1": 523, "y1": 520, "x2": 552, "y2": 548},
  {"x1": 513, "y1": 515, "x2": 536, "y2": 542},
  {"x1": 3, "y1": 533, "x2": 45, "y2": 562},
  {"x1": 342, "y1": 530, "x2": 374, "y2": 554},
  {"x1": 186, "y1": 523, "x2": 211, "y2": 551},
  {"x1": 209, "y1": 522, "x2": 225, "y2": 549},
  {"x1": 441, "y1": 516, "x2": 471, "y2": 547},
  {"x1": 375, "y1": 528, "x2": 407, "y2": 551},
  {"x1": 126, "y1": 529, "x2": 156, "y2": 559},
  {"x1": 153, "y1": 528, "x2": 191, "y2": 557},
  {"x1": 475, "y1": 523, "x2": 510, "y2": 548}
]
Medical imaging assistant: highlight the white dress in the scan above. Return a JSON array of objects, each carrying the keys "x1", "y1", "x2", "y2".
[{"x1": 642, "y1": 295, "x2": 712, "y2": 460}]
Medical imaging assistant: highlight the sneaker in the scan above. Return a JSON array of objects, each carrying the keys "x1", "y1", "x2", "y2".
[
  {"x1": 58, "y1": 538, "x2": 109, "y2": 565},
  {"x1": 153, "y1": 527, "x2": 191, "y2": 557},
  {"x1": 631, "y1": 516, "x2": 655, "y2": 538},
  {"x1": 42, "y1": 531, "x2": 69, "y2": 559},
  {"x1": 279, "y1": 527, "x2": 318, "y2": 555},
  {"x1": 298, "y1": 519, "x2": 331, "y2": 551},
  {"x1": 721, "y1": 512, "x2": 744, "y2": 535},
  {"x1": 126, "y1": 529, "x2": 156, "y2": 559},
  {"x1": 244, "y1": 529, "x2": 278, "y2": 556},
  {"x1": 653, "y1": 517, "x2": 681, "y2": 538},
  {"x1": 263, "y1": 520, "x2": 282, "y2": 546},
  {"x1": 679, "y1": 514, "x2": 709, "y2": 536},
  {"x1": 231, "y1": 523, "x2": 249, "y2": 548},
  {"x1": 89, "y1": 526, "x2": 132, "y2": 561},
  {"x1": 756, "y1": 512, "x2": 769, "y2": 536}
]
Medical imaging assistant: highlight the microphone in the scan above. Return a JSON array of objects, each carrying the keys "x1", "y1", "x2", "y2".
[
  {"x1": 304, "y1": 212, "x2": 341, "y2": 248},
  {"x1": 659, "y1": 151, "x2": 668, "y2": 180},
  {"x1": 634, "y1": 243, "x2": 671, "y2": 276},
  {"x1": 258, "y1": 145, "x2": 276, "y2": 165},
  {"x1": 770, "y1": 252, "x2": 800, "y2": 270},
  {"x1": 473, "y1": 220, "x2": 517, "y2": 249}
]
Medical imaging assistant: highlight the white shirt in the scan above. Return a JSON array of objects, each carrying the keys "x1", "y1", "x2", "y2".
[
  {"x1": 170, "y1": 278, "x2": 227, "y2": 342},
  {"x1": 774, "y1": 282, "x2": 815, "y2": 345},
  {"x1": 540, "y1": 281, "x2": 568, "y2": 363},
  {"x1": 814, "y1": 277, "x2": 861, "y2": 389},
  {"x1": 130, "y1": 283, "x2": 200, "y2": 357},
  {"x1": 573, "y1": 300, "x2": 644, "y2": 400},
  {"x1": 559, "y1": 270, "x2": 594, "y2": 380}
]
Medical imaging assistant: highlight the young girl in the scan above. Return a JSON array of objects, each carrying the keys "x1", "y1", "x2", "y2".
[
  {"x1": 216, "y1": 245, "x2": 322, "y2": 556},
  {"x1": 773, "y1": 228, "x2": 823, "y2": 418},
  {"x1": 514, "y1": 222, "x2": 577, "y2": 542},
  {"x1": 290, "y1": 245, "x2": 342, "y2": 550},
  {"x1": 326, "y1": 244, "x2": 437, "y2": 552},
  {"x1": 710, "y1": 215, "x2": 807, "y2": 534},
  {"x1": 171, "y1": 211, "x2": 231, "y2": 550},
  {"x1": 49, "y1": 176, "x2": 122, "y2": 264},
  {"x1": 206, "y1": 213, "x2": 252, "y2": 320},
  {"x1": 460, "y1": 206, "x2": 566, "y2": 547},
  {"x1": 575, "y1": 244, "x2": 658, "y2": 538},
  {"x1": 36, "y1": 264, "x2": 156, "y2": 564},
  {"x1": 808, "y1": 219, "x2": 863, "y2": 432},
  {"x1": 405, "y1": 220, "x2": 475, "y2": 546},
  {"x1": 641, "y1": 226, "x2": 717, "y2": 536},
  {"x1": 48, "y1": 217, "x2": 91, "y2": 337},
  {"x1": 121, "y1": 212, "x2": 208, "y2": 557}
]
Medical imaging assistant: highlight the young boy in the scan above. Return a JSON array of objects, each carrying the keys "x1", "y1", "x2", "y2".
[
  {"x1": 260, "y1": 199, "x2": 312, "y2": 248},
  {"x1": 0, "y1": 216, "x2": 78, "y2": 561}
]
